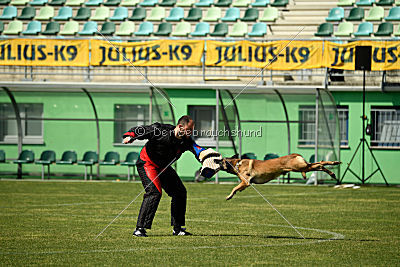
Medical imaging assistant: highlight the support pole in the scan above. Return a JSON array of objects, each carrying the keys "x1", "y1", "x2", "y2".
[
  {"x1": 215, "y1": 88, "x2": 219, "y2": 184},
  {"x1": 314, "y1": 89, "x2": 320, "y2": 186}
]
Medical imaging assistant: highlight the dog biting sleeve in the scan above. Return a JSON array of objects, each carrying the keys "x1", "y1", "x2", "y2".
[
  {"x1": 190, "y1": 142, "x2": 206, "y2": 162},
  {"x1": 199, "y1": 148, "x2": 223, "y2": 179}
]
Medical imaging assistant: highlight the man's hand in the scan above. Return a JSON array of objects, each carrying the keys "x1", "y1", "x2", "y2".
[{"x1": 123, "y1": 136, "x2": 132, "y2": 144}]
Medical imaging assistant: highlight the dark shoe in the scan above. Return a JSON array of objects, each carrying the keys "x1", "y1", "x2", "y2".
[
  {"x1": 173, "y1": 228, "x2": 192, "y2": 236},
  {"x1": 133, "y1": 228, "x2": 148, "y2": 237}
]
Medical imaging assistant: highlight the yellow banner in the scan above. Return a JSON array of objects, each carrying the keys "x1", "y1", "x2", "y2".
[
  {"x1": 205, "y1": 40, "x2": 323, "y2": 69},
  {"x1": 91, "y1": 39, "x2": 204, "y2": 66},
  {"x1": 323, "y1": 41, "x2": 400, "y2": 71},
  {"x1": 0, "y1": 39, "x2": 89, "y2": 66}
]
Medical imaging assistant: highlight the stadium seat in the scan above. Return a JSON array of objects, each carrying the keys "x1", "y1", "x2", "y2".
[
  {"x1": 171, "y1": 20, "x2": 191, "y2": 36},
  {"x1": 29, "y1": 0, "x2": 48, "y2": 5},
  {"x1": 214, "y1": 0, "x2": 231, "y2": 6},
  {"x1": 121, "y1": 0, "x2": 139, "y2": 6},
  {"x1": 78, "y1": 21, "x2": 98, "y2": 35},
  {"x1": 0, "y1": 21, "x2": 3, "y2": 34},
  {"x1": 334, "y1": 21, "x2": 353, "y2": 36},
  {"x1": 166, "y1": 7, "x2": 184, "y2": 21},
  {"x1": 18, "y1": 6, "x2": 36, "y2": 20},
  {"x1": 346, "y1": 7, "x2": 364, "y2": 21},
  {"x1": 139, "y1": 0, "x2": 158, "y2": 6},
  {"x1": 248, "y1": 22, "x2": 266, "y2": 37},
  {"x1": 35, "y1": 150, "x2": 56, "y2": 180},
  {"x1": 195, "y1": 0, "x2": 213, "y2": 6},
  {"x1": 385, "y1": 7, "x2": 400, "y2": 21},
  {"x1": 203, "y1": 6, "x2": 221, "y2": 21},
  {"x1": 241, "y1": 7, "x2": 258, "y2": 21},
  {"x1": 374, "y1": 22, "x2": 393, "y2": 36},
  {"x1": 104, "y1": 0, "x2": 121, "y2": 5},
  {"x1": 314, "y1": 22, "x2": 333, "y2": 36},
  {"x1": 90, "y1": 6, "x2": 109, "y2": 20},
  {"x1": 65, "y1": 0, "x2": 84, "y2": 5},
  {"x1": 147, "y1": 6, "x2": 165, "y2": 21},
  {"x1": 10, "y1": 0, "x2": 29, "y2": 5},
  {"x1": 35, "y1": 6, "x2": 54, "y2": 20},
  {"x1": 56, "y1": 150, "x2": 77, "y2": 165},
  {"x1": 376, "y1": 0, "x2": 393, "y2": 5},
  {"x1": 77, "y1": 151, "x2": 98, "y2": 180},
  {"x1": 229, "y1": 21, "x2": 247, "y2": 36},
  {"x1": 241, "y1": 152, "x2": 256, "y2": 159},
  {"x1": 121, "y1": 152, "x2": 139, "y2": 181},
  {"x1": 251, "y1": 0, "x2": 269, "y2": 7},
  {"x1": 264, "y1": 153, "x2": 279, "y2": 160},
  {"x1": 0, "y1": 6, "x2": 17, "y2": 20},
  {"x1": 0, "y1": 150, "x2": 6, "y2": 163},
  {"x1": 221, "y1": 7, "x2": 240, "y2": 22},
  {"x1": 337, "y1": 0, "x2": 355, "y2": 6},
  {"x1": 22, "y1": 20, "x2": 41, "y2": 35},
  {"x1": 110, "y1": 6, "x2": 128, "y2": 20},
  {"x1": 73, "y1": 7, "x2": 91, "y2": 20},
  {"x1": 184, "y1": 7, "x2": 201, "y2": 21},
  {"x1": 395, "y1": 24, "x2": 400, "y2": 35},
  {"x1": 54, "y1": 6, "x2": 73, "y2": 20},
  {"x1": 177, "y1": 0, "x2": 194, "y2": 6},
  {"x1": 99, "y1": 21, "x2": 115, "y2": 35},
  {"x1": 59, "y1": 20, "x2": 79, "y2": 34},
  {"x1": 270, "y1": 0, "x2": 287, "y2": 7},
  {"x1": 325, "y1": 7, "x2": 344, "y2": 22},
  {"x1": 356, "y1": 0, "x2": 374, "y2": 5},
  {"x1": 115, "y1": 20, "x2": 135, "y2": 35},
  {"x1": 134, "y1": 21, "x2": 153, "y2": 35},
  {"x1": 232, "y1": 0, "x2": 250, "y2": 7},
  {"x1": 85, "y1": 0, "x2": 102, "y2": 5},
  {"x1": 13, "y1": 150, "x2": 34, "y2": 164},
  {"x1": 48, "y1": 0, "x2": 66, "y2": 5},
  {"x1": 3, "y1": 20, "x2": 23, "y2": 34},
  {"x1": 397, "y1": 0, "x2": 400, "y2": 5},
  {"x1": 154, "y1": 21, "x2": 171, "y2": 35},
  {"x1": 99, "y1": 151, "x2": 120, "y2": 165},
  {"x1": 209, "y1": 22, "x2": 227, "y2": 36},
  {"x1": 0, "y1": 0, "x2": 10, "y2": 4},
  {"x1": 159, "y1": 0, "x2": 176, "y2": 6},
  {"x1": 128, "y1": 7, "x2": 146, "y2": 20},
  {"x1": 354, "y1": 21, "x2": 373, "y2": 36},
  {"x1": 190, "y1": 21, "x2": 209, "y2": 36},
  {"x1": 365, "y1": 6, "x2": 384, "y2": 21},
  {"x1": 259, "y1": 7, "x2": 278, "y2": 22}
]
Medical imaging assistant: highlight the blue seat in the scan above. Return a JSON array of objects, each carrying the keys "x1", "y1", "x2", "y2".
[
  {"x1": 166, "y1": 7, "x2": 184, "y2": 21},
  {"x1": 221, "y1": 7, "x2": 240, "y2": 22},
  {"x1": 29, "y1": 0, "x2": 48, "y2": 5},
  {"x1": 385, "y1": 7, "x2": 400, "y2": 21},
  {"x1": 139, "y1": 0, "x2": 157, "y2": 6},
  {"x1": 78, "y1": 21, "x2": 98, "y2": 35},
  {"x1": 0, "y1": 6, "x2": 17, "y2": 20},
  {"x1": 356, "y1": 0, "x2": 375, "y2": 5},
  {"x1": 248, "y1": 22, "x2": 267, "y2": 37},
  {"x1": 195, "y1": 0, "x2": 213, "y2": 6},
  {"x1": 252, "y1": 0, "x2": 269, "y2": 6},
  {"x1": 134, "y1": 21, "x2": 153, "y2": 35},
  {"x1": 110, "y1": 7, "x2": 129, "y2": 21},
  {"x1": 190, "y1": 21, "x2": 209, "y2": 36},
  {"x1": 22, "y1": 20, "x2": 41, "y2": 35},
  {"x1": 54, "y1": 6, "x2": 73, "y2": 20},
  {"x1": 325, "y1": 7, "x2": 344, "y2": 21},
  {"x1": 85, "y1": 0, "x2": 102, "y2": 5},
  {"x1": 354, "y1": 21, "x2": 373, "y2": 36}
]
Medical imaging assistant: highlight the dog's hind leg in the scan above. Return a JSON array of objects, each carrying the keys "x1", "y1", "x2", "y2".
[{"x1": 226, "y1": 181, "x2": 249, "y2": 200}]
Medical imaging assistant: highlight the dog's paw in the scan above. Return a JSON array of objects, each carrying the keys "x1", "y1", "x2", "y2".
[{"x1": 226, "y1": 195, "x2": 233, "y2": 201}]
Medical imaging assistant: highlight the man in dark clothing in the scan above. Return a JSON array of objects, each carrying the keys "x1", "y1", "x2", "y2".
[{"x1": 122, "y1": 115, "x2": 207, "y2": 237}]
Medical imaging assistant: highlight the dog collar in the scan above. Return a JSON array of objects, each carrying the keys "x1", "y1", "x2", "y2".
[{"x1": 234, "y1": 160, "x2": 241, "y2": 170}]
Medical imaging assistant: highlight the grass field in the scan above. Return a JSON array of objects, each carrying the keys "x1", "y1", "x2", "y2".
[{"x1": 0, "y1": 180, "x2": 399, "y2": 266}]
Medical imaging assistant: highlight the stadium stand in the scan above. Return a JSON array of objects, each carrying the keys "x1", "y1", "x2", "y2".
[
  {"x1": 374, "y1": 21, "x2": 393, "y2": 36},
  {"x1": 154, "y1": 21, "x2": 172, "y2": 35},
  {"x1": 353, "y1": 21, "x2": 373, "y2": 36},
  {"x1": 345, "y1": 7, "x2": 364, "y2": 21},
  {"x1": 18, "y1": 6, "x2": 36, "y2": 20},
  {"x1": 115, "y1": 20, "x2": 135, "y2": 35},
  {"x1": 190, "y1": 21, "x2": 209, "y2": 36},
  {"x1": 221, "y1": 7, "x2": 240, "y2": 22},
  {"x1": 22, "y1": 20, "x2": 41, "y2": 35},
  {"x1": 54, "y1": 6, "x2": 72, "y2": 20},
  {"x1": 41, "y1": 22, "x2": 60, "y2": 35},
  {"x1": 59, "y1": 20, "x2": 79, "y2": 35},
  {"x1": 334, "y1": 21, "x2": 353, "y2": 36},
  {"x1": 109, "y1": 6, "x2": 128, "y2": 21},
  {"x1": 228, "y1": 21, "x2": 247, "y2": 36},
  {"x1": 184, "y1": 7, "x2": 202, "y2": 21},
  {"x1": 248, "y1": 22, "x2": 267, "y2": 36}
]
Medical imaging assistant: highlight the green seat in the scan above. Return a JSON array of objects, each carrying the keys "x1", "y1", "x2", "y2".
[
  {"x1": 314, "y1": 22, "x2": 333, "y2": 36},
  {"x1": 35, "y1": 150, "x2": 56, "y2": 180},
  {"x1": 35, "y1": 6, "x2": 54, "y2": 20},
  {"x1": 184, "y1": 7, "x2": 201, "y2": 21},
  {"x1": 56, "y1": 150, "x2": 77, "y2": 165},
  {"x1": 325, "y1": 7, "x2": 344, "y2": 22},
  {"x1": 190, "y1": 21, "x2": 209, "y2": 36},
  {"x1": 259, "y1": 7, "x2": 278, "y2": 22},
  {"x1": 104, "y1": 0, "x2": 121, "y2": 5},
  {"x1": 334, "y1": 21, "x2": 353, "y2": 36},
  {"x1": 147, "y1": 6, "x2": 165, "y2": 21},
  {"x1": 251, "y1": 0, "x2": 269, "y2": 7},
  {"x1": 376, "y1": 0, "x2": 393, "y2": 5},
  {"x1": 99, "y1": 151, "x2": 120, "y2": 165},
  {"x1": 85, "y1": 0, "x2": 102, "y2": 5},
  {"x1": 397, "y1": 0, "x2": 400, "y2": 5},
  {"x1": 365, "y1": 6, "x2": 384, "y2": 21},
  {"x1": 385, "y1": 7, "x2": 400, "y2": 21},
  {"x1": 91, "y1": 6, "x2": 109, "y2": 20},
  {"x1": 10, "y1": 0, "x2": 29, "y2": 5},
  {"x1": 232, "y1": 0, "x2": 250, "y2": 7},
  {"x1": 195, "y1": 0, "x2": 213, "y2": 6},
  {"x1": 78, "y1": 21, "x2": 97, "y2": 35},
  {"x1": 248, "y1": 22, "x2": 266, "y2": 37},
  {"x1": 110, "y1": 6, "x2": 128, "y2": 20},
  {"x1": 0, "y1": 6, "x2": 17, "y2": 20},
  {"x1": 209, "y1": 22, "x2": 227, "y2": 36},
  {"x1": 73, "y1": 7, "x2": 91, "y2": 20},
  {"x1": 54, "y1": 6, "x2": 73, "y2": 20},
  {"x1": 49, "y1": 0, "x2": 66, "y2": 5},
  {"x1": 177, "y1": 0, "x2": 194, "y2": 6},
  {"x1": 159, "y1": 0, "x2": 176, "y2": 6},
  {"x1": 139, "y1": 0, "x2": 157, "y2": 6},
  {"x1": 29, "y1": 0, "x2": 48, "y2": 5},
  {"x1": 241, "y1": 7, "x2": 258, "y2": 21},
  {"x1": 99, "y1": 21, "x2": 115, "y2": 35},
  {"x1": 356, "y1": 0, "x2": 374, "y2": 5},
  {"x1": 346, "y1": 7, "x2": 364, "y2": 21},
  {"x1": 154, "y1": 21, "x2": 172, "y2": 35},
  {"x1": 134, "y1": 21, "x2": 153, "y2": 35},
  {"x1": 115, "y1": 20, "x2": 135, "y2": 35},
  {"x1": 228, "y1": 21, "x2": 247, "y2": 36},
  {"x1": 171, "y1": 20, "x2": 191, "y2": 36},
  {"x1": 264, "y1": 153, "x2": 279, "y2": 160},
  {"x1": 354, "y1": 21, "x2": 373, "y2": 36},
  {"x1": 0, "y1": 0, "x2": 10, "y2": 4},
  {"x1": 65, "y1": 0, "x2": 84, "y2": 5},
  {"x1": 338, "y1": 0, "x2": 355, "y2": 6},
  {"x1": 241, "y1": 152, "x2": 256, "y2": 159},
  {"x1": 121, "y1": 0, "x2": 139, "y2": 6},
  {"x1": 214, "y1": 0, "x2": 231, "y2": 7},
  {"x1": 3, "y1": 20, "x2": 23, "y2": 34},
  {"x1": 22, "y1": 20, "x2": 41, "y2": 35},
  {"x1": 374, "y1": 22, "x2": 393, "y2": 36},
  {"x1": 221, "y1": 7, "x2": 239, "y2": 22},
  {"x1": 121, "y1": 152, "x2": 139, "y2": 181},
  {"x1": 203, "y1": 6, "x2": 221, "y2": 21},
  {"x1": 128, "y1": 7, "x2": 146, "y2": 20},
  {"x1": 166, "y1": 7, "x2": 184, "y2": 21},
  {"x1": 0, "y1": 21, "x2": 3, "y2": 33},
  {"x1": 270, "y1": 0, "x2": 287, "y2": 7},
  {"x1": 18, "y1": 6, "x2": 36, "y2": 20},
  {"x1": 13, "y1": 150, "x2": 35, "y2": 164},
  {"x1": 77, "y1": 151, "x2": 98, "y2": 180},
  {"x1": 0, "y1": 150, "x2": 6, "y2": 163},
  {"x1": 59, "y1": 20, "x2": 79, "y2": 34},
  {"x1": 395, "y1": 24, "x2": 400, "y2": 35}
]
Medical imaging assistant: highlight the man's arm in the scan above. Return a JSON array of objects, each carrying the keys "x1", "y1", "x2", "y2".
[{"x1": 122, "y1": 123, "x2": 160, "y2": 144}]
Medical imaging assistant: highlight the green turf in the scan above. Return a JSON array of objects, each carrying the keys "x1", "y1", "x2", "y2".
[{"x1": 0, "y1": 180, "x2": 399, "y2": 265}]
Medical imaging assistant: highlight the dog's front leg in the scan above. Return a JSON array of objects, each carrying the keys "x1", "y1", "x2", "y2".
[{"x1": 226, "y1": 180, "x2": 248, "y2": 200}]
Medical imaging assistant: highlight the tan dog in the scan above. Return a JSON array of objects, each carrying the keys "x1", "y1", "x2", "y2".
[{"x1": 219, "y1": 154, "x2": 341, "y2": 200}]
